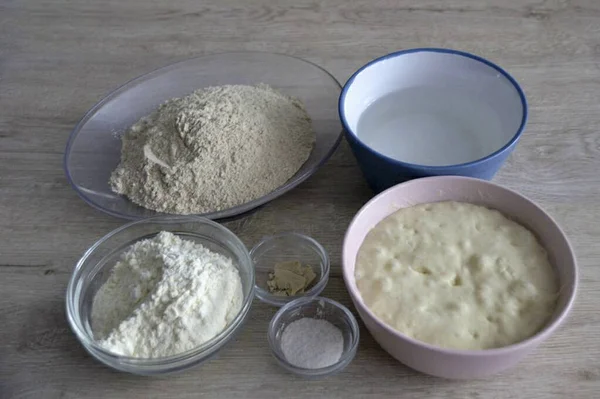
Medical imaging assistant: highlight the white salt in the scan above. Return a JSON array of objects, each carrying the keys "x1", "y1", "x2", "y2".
[{"x1": 280, "y1": 317, "x2": 344, "y2": 369}]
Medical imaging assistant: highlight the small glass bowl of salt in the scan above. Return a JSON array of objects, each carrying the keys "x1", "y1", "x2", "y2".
[{"x1": 267, "y1": 296, "x2": 360, "y2": 378}]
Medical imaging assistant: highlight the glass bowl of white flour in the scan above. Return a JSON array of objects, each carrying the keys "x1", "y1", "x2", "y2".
[{"x1": 65, "y1": 216, "x2": 255, "y2": 375}]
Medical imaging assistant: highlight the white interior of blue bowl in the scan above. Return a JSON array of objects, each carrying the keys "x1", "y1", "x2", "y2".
[{"x1": 341, "y1": 49, "x2": 526, "y2": 167}]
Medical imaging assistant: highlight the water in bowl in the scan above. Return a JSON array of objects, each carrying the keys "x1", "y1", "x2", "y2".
[{"x1": 356, "y1": 86, "x2": 506, "y2": 166}]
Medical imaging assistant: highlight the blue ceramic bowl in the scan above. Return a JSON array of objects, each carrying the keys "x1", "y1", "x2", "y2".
[{"x1": 339, "y1": 48, "x2": 527, "y2": 193}]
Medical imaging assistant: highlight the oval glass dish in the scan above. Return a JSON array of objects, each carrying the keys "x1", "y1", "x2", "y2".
[
  {"x1": 65, "y1": 216, "x2": 255, "y2": 375},
  {"x1": 64, "y1": 52, "x2": 343, "y2": 220}
]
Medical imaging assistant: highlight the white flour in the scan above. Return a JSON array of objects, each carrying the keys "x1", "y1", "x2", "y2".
[
  {"x1": 110, "y1": 84, "x2": 315, "y2": 214},
  {"x1": 280, "y1": 317, "x2": 344, "y2": 369},
  {"x1": 91, "y1": 231, "x2": 243, "y2": 358}
]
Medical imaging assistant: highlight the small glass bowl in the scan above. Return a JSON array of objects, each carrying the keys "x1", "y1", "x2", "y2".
[
  {"x1": 268, "y1": 296, "x2": 360, "y2": 378},
  {"x1": 65, "y1": 216, "x2": 255, "y2": 375},
  {"x1": 250, "y1": 232, "x2": 330, "y2": 307}
]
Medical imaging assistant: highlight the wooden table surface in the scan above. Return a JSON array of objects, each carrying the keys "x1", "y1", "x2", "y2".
[{"x1": 2, "y1": 0, "x2": 600, "y2": 398}]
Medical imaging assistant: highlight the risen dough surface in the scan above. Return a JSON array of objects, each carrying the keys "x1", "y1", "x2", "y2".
[{"x1": 355, "y1": 201, "x2": 558, "y2": 350}]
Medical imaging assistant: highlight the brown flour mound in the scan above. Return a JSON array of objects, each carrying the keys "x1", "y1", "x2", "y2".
[{"x1": 110, "y1": 84, "x2": 315, "y2": 214}]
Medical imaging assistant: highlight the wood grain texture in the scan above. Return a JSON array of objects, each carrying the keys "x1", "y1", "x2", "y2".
[{"x1": 1, "y1": 0, "x2": 600, "y2": 397}]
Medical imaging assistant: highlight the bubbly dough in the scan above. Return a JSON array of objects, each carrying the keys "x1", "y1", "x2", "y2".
[{"x1": 355, "y1": 201, "x2": 559, "y2": 350}]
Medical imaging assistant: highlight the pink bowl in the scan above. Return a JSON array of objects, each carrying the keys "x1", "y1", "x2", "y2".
[{"x1": 342, "y1": 176, "x2": 577, "y2": 379}]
